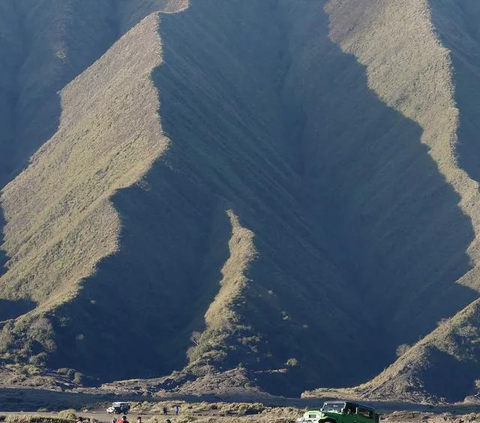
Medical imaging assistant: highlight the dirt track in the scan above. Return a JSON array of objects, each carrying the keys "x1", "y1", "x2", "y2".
[{"x1": 1, "y1": 387, "x2": 480, "y2": 422}]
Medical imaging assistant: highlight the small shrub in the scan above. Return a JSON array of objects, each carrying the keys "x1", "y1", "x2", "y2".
[
  {"x1": 437, "y1": 318, "x2": 449, "y2": 327},
  {"x1": 57, "y1": 410, "x2": 77, "y2": 421},
  {"x1": 395, "y1": 344, "x2": 410, "y2": 357},
  {"x1": 285, "y1": 358, "x2": 299, "y2": 367},
  {"x1": 73, "y1": 372, "x2": 84, "y2": 385}
]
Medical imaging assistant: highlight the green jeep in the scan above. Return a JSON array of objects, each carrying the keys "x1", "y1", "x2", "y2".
[{"x1": 297, "y1": 401, "x2": 380, "y2": 423}]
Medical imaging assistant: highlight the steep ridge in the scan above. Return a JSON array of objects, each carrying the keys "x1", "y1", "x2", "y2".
[
  {"x1": 0, "y1": 0, "x2": 180, "y2": 286},
  {"x1": 430, "y1": 1, "x2": 480, "y2": 195},
  {"x1": 305, "y1": 0, "x2": 480, "y2": 402},
  {"x1": 275, "y1": 0, "x2": 477, "y2": 363},
  {"x1": 0, "y1": 0, "x2": 187, "y2": 301},
  {"x1": 36, "y1": 0, "x2": 377, "y2": 390},
  {"x1": 43, "y1": 0, "x2": 480, "y2": 392},
  {"x1": 148, "y1": 0, "x2": 385, "y2": 392},
  {"x1": 386, "y1": 0, "x2": 480, "y2": 402},
  {"x1": 317, "y1": 0, "x2": 480, "y2": 341},
  {"x1": 0, "y1": 0, "x2": 186, "y2": 183},
  {"x1": 0, "y1": 4, "x2": 185, "y2": 378}
]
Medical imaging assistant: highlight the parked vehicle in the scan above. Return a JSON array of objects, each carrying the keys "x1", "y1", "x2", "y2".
[
  {"x1": 107, "y1": 402, "x2": 130, "y2": 414},
  {"x1": 297, "y1": 401, "x2": 379, "y2": 423}
]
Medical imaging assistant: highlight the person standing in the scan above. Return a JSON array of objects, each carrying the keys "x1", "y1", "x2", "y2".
[
  {"x1": 174, "y1": 406, "x2": 179, "y2": 416},
  {"x1": 163, "y1": 407, "x2": 168, "y2": 415}
]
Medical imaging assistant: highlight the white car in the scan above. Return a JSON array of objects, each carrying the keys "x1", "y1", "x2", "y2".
[{"x1": 107, "y1": 402, "x2": 130, "y2": 414}]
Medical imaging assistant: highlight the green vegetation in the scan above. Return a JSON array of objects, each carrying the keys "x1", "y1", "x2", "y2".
[{"x1": 56, "y1": 410, "x2": 77, "y2": 421}]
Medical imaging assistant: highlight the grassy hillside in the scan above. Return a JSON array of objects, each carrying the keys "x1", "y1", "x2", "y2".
[
  {"x1": 1, "y1": 0, "x2": 480, "y2": 400},
  {"x1": 36, "y1": 0, "x2": 378, "y2": 392},
  {"x1": 304, "y1": 0, "x2": 480, "y2": 402},
  {"x1": 0, "y1": 0, "x2": 378, "y2": 394},
  {"x1": 0, "y1": 0, "x2": 187, "y2": 182},
  {"x1": 0, "y1": 0, "x2": 183, "y2": 378},
  {"x1": 318, "y1": 0, "x2": 480, "y2": 341}
]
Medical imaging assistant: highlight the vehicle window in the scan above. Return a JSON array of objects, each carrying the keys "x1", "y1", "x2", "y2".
[
  {"x1": 322, "y1": 403, "x2": 345, "y2": 413},
  {"x1": 344, "y1": 404, "x2": 356, "y2": 414},
  {"x1": 308, "y1": 415, "x2": 318, "y2": 419},
  {"x1": 357, "y1": 408, "x2": 373, "y2": 419}
]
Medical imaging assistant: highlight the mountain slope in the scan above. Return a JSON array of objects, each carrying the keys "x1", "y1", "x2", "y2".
[
  {"x1": 1, "y1": 0, "x2": 375, "y2": 393},
  {"x1": 304, "y1": 299, "x2": 480, "y2": 403},
  {"x1": 319, "y1": 0, "x2": 480, "y2": 339},
  {"x1": 0, "y1": 0, "x2": 186, "y2": 183},
  {"x1": 305, "y1": 0, "x2": 480, "y2": 402},
  {"x1": 1, "y1": 0, "x2": 480, "y2": 399}
]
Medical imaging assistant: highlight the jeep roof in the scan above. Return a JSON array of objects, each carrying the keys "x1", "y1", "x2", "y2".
[{"x1": 321, "y1": 401, "x2": 376, "y2": 413}]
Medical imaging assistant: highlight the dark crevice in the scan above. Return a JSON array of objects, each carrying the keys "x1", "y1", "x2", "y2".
[
  {"x1": 0, "y1": 0, "x2": 21, "y2": 183},
  {"x1": 271, "y1": 2, "x2": 307, "y2": 178}
]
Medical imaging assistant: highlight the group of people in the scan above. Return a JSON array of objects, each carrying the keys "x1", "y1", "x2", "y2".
[
  {"x1": 76, "y1": 405, "x2": 181, "y2": 423},
  {"x1": 109, "y1": 405, "x2": 180, "y2": 423},
  {"x1": 162, "y1": 406, "x2": 180, "y2": 416}
]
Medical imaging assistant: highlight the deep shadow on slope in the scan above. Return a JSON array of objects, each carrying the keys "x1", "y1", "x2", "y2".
[
  {"x1": 279, "y1": 0, "x2": 476, "y2": 349},
  {"x1": 148, "y1": 0, "x2": 382, "y2": 396},
  {"x1": 50, "y1": 153, "x2": 233, "y2": 380},
  {"x1": 420, "y1": 346, "x2": 475, "y2": 402},
  {"x1": 0, "y1": 299, "x2": 35, "y2": 322},
  {"x1": 429, "y1": 2, "x2": 480, "y2": 188},
  {"x1": 0, "y1": 0, "x2": 19, "y2": 184},
  {"x1": 6, "y1": 0, "x2": 120, "y2": 180}
]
